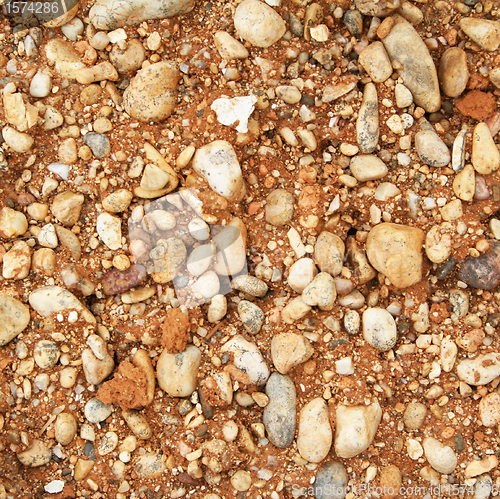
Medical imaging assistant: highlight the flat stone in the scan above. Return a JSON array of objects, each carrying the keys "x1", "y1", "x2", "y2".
[
  {"x1": 395, "y1": 83, "x2": 413, "y2": 108},
  {"x1": 213, "y1": 31, "x2": 249, "y2": 59},
  {"x1": 85, "y1": 397, "x2": 113, "y2": 423},
  {"x1": 460, "y1": 18, "x2": 500, "y2": 52},
  {"x1": 472, "y1": 122, "x2": 500, "y2": 175},
  {"x1": 156, "y1": 345, "x2": 202, "y2": 397},
  {"x1": 456, "y1": 353, "x2": 500, "y2": 385},
  {"x1": 438, "y1": 47, "x2": 469, "y2": 98},
  {"x1": 192, "y1": 140, "x2": 246, "y2": 203},
  {"x1": 415, "y1": 130, "x2": 451, "y2": 167},
  {"x1": 314, "y1": 231, "x2": 345, "y2": 276},
  {"x1": 90, "y1": 0, "x2": 196, "y2": 30},
  {"x1": 335, "y1": 401, "x2": 382, "y2": 458},
  {"x1": 212, "y1": 218, "x2": 247, "y2": 276},
  {"x1": 382, "y1": 17, "x2": 441, "y2": 112},
  {"x1": 276, "y1": 85, "x2": 301, "y2": 104},
  {"x1": 350, "y1": 154, "x2": 387, "y2": 182},
  {"x1": 356, "y1": 83, "x2": 379, "y2": 154},
  {"x1": 0, "y1": 295, "x2": 30, "y2": 346},
  {"x1": 425, "y1": 223, "x2": 453, "y2": 264},
  {"x1": 403, "y1": 402, "x2": 427, "y2": 430},
  {"x1": 423, "y1": 437, "x2": 457, "y2": 475},
  {"x1": 271, "y1": 333, "x2": 314, "y2": 374},
  {"x1": 362, "y1": 307, "x2": 397, "y2": 351},
  {"x1": 263, "y1": 372, "x2": 296, "y2": 448},
  {"x1": 211, "y1": 96, "x2": 257, "y2": 133},
  {"x1": 234, "y1": 0, "x2": 286, "y2": 48},
  {"x1": 281, "y1": 296, "x2": 312, "y2": 324},
  {"x1": 97, "y1": 213, "x2": 122, "y2": 250},
  {"x1": 358, "y1": 42, "x2": 392, "y2": 83},
  {"x1": 123, "y1": 61, "x2": 180, "y2": 123},
  {"x1": 322, "y1": 77, "x2": 358, "y2": 103},
  {"x1": 84, "y1": 133, "x2": 110, "y2": 158},
  {"x1": 297, "y1": 398, "x2": 332, "y2": 463},
  {"x1": 366, "y1": 223, "x2": 424, "y2": 288},
  {"x1": 231, "y1": 275, "x2": 268, "y2": 297},
  {"x1": 17, "y1": 440, "x2": 52, "y2": 467},
  {"x1": 34, "y1": 340, "x2": 60, "y2": 369},
  {"x1": 44, "y1": 39, "x2": 85, "y2": 78}
]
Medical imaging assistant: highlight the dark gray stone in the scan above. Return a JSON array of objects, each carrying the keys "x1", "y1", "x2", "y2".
[{"x1": 84, "y1": 132, "x2": 111, "y2": 158}]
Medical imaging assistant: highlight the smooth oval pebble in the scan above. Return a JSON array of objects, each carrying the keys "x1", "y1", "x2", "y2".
[
  {"x1": 34, "y1": 340, "x2": 60, "y2": 369},
  {"x1": 423, "y1": 437, "x2": 457, "y2": 474},
  {"x1": 265, "y1": 189, "x2": 295, "y2": 227},
  {"x1": 363, "y1": 308, "x2": 397, "y2": 351},
  {"x1": 356, "y1": 83, "x2": 379, "y2": 153},
  {"x1": 232, "y1": 275, "x2": 268, "y2": 297},
  {"x1": 438, "y1": 47, "x2": 469, "y2": 98},
  {"x1": 85, "y1": 397, "x2": 113, "y2": 423},
  {"x1": 415, "y1": 130, "x2": 451, "y2": 167},
  {"x1": 98, "y1": 431, "x2": 119, "y2": 455},
  {"x1": 55, "y1": 413, "x2": 78, "y2": 446},
  {"x1": 297, "y1": 398, "x2": 332, "y2": 463}
]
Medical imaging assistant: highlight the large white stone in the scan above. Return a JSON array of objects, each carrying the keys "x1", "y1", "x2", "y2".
[{"x1": 297, "y1": 398, "x2": 332, "y2": 463}]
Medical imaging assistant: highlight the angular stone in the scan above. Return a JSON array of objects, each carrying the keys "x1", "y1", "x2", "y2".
[
  {"x1": 459, "y1": 241, "x2": 500, "y2": 290},
  {"x1": 0, "y1": 207, "x2": 28, "y2": 238},
  {"x1": 51, "y1": 191, "x2": 85, "y2": 227},
  {"x1": 302, "y1": 272, "x2": 336, "y2": 311},
  {"x1": 271, "y1": 333, "x2": 314, "y2": 374},
  {"x1": 456, "y1": 353, "x2": 500, "y2": 386},
  {"x1": 0, "y1": 295, "x2": 30, "y2": 346},
  {"x1": 460, "y1": 18, "x2": 500, "y2": 52},
  {"x1": 358, "y1": 42, "x2": 392, "y2": 83}
]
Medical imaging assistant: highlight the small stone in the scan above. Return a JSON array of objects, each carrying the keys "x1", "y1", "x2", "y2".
[
  {"x1": 379, "y1": 465, "x2": 402, "y2": 499},
  {"x1": 232, "y1": 275, "x2": 268, "y2": 297},
  {"x1": 322, "y1": 77, "x2": 358, "y2": 103},
  {"x1": 2, "y1": 241, "x2": 31, "y2": 279},
  {"x1": 265, "y1": 189, "x2": 295, "y2": 226},
  {"x1": 335, "y1": 401, "x2": 382, "y2": 458},
  {"x1": 407, "y1": 439, "x2": 424, "y2": 460},
  {"x1": 102, "y1": 189, "x2": 133, "y2": 213},
  {"x1": 395, "y1": 83, "x2": 413, "y2": 108},
  {"x1": 34, "y1": 340, "x2": 60, "y2": 369},
  {"x1": 213, "y1": 31, "x2": 249, "y2": 59},
  {"x1": 302, "y1": 272, "x2": 336, "y2": 311},
  {"x1": 456, "y1": 353, "x2": 500, "y2": 385},
  {"x1": 0, "y1": 295, "x2": 30, "y2": 347},
  {"x1": 192, "y1": 141, "x2": 246, "y2": 203},
  {"x1": 98, "y1": 431, "x2": 119, "y2": 455},
  {"x1": 403, "y1": 402, "x2": 427, "y2": 430},
  {"x1": 366, "y1": 223, "x2": 424, "y2": 288},
  {"x1": 287, "y1": 258, "x2": 317, "y2": 293},
  {"x1": 45, "y1": 39, "x2": 85, "y2": 78},
  {"x1": 102, "y1": 265, "x2": 147, "y2": 295},
  {"x1": 460, "y1": 18, "x2": 500, "y2": 52},
  {"x1": 0, "y1": 207, "x2": 28, "y2": 238},
  {"x1": 55, "y1": 413, "x2": 78, "y2": 446},
  {"x1": 423, "y1": 437, "x2": 457, "y2": 475},
  {"x1": 415, "y1": 130, "x2": 451, "y2": 167},
  {"x1": 343, "y1": 9, "x2": 363, "y2": 37},
  {"x1": 186, "y1": 244, "x2": 214, "y2": 276},
  {"x1": 231, "y1": 470, "x2": 252, "y2": 492},
  {"x1": 362, "y1": 308, "x2": 397, "y2": 351},
  {"x1": 122, "y1": 410, "x2": 152, "y2": 440},
  {"x1": 459, "y1": 241, "x2": 500, "y2": 290},
  {"x1": 263, "y1": 372, "x2": 296, "y2": 448},
  {"x1": 234, "y1": 0, "x2": 286, "y2": 48},
  {"x1": 276, "y1": 85, "x2": 302, "y2": 104},
  {"x1": 76, "y1": 62, "x2": 118, "y2": 85},
  {"x1": 51, "y1": 191, "x2": 84, "y2": 227},
  {"x1": 97, "y1": 213, "x2": 122, "y2": 250},
  {"x1": 438, "y1": 47, "x2": 469, "y2": 98},
  {"x1": 123, "y1": 61, "x2": 180, "y2": 123},
  {"x1": 211, "y1": 96, "x2": 257, "y2": 133},
  {"x1": 17, "y1": 440, "x2": 52, "y2": 467},
  {"x1": 356, "y1": 83, "x2": 379, "y2": 153},
  {"x1": 38, "y1": 223, "x2": 58, "y2": 249},
  {"x1": 281, "y1": 296, "x2": 312, "y2": 324},
  {"x1": 85, "y1": 397, "x2": 112, "y2": 423},
  {"x1": 314, "y1": 231, "x2": 345, "y2": 276},
  {"x1": 453, "y1": 164, "x2": 475, "y2": 201},
  {"x1": 350, "y1": 155, "x2": 387, "y2": 182},
  {"x1": 297, "y1": 398, "x2": 332, "y2": 463},
  {"x1": 82, "y1": 335, "x2": 114, "y2": 385},
  {"x1": 314, "y1": 461, "x2": 349, "y2": 499},
  {"x1": 44, "y1": 480, "x2": 65, "y2": 494},
  {"x1": 271, "y1": 333, "x2": 314, "y2": 374},
  {"x1": 479, "y1": 393, "x2": 500, "y2": 427},
  {"x1": 238, "y1": 300, "x2": 265, "y2": 334},
  {"x1": 440, "y1": 199, "x2": 463, "y2": 221},
  {"x1": 109, "y1": 39, "x2": 146, "y2": 74},
  {"x1": 207, "y1": 294, "x2": 227, "y2": 323},
  {"x1": 472, "y1": 123, "x2": 500, "y2": 175},
  {"x1": 30, "y1": 71, "x2": 52, "y2": 98},
  {"x1": 2, "y1": 126, "x2": 34, "y2": 153},
  {"x1": 358, "y1": 42, "x2": 392, "y2": 83},
  {"x1": 465, "y1": 456, "x2": 499, "y2": 479},
  {"x1": 61, "y1": 16, "x2": 84, "y2": 40},
  {"x1": 156, "y1": 345, "x2": 202, "y2": 397},
  {"x1": 84, "y1": 132, "x2": 110, "y2": 158},
  {"x1": 425, "y1": 223, "x2": 452, "y2": 264}
]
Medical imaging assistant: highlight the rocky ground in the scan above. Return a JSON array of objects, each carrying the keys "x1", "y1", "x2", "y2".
[{"x1": 1, "y1": 0, "x2": 500, "y2": 497}]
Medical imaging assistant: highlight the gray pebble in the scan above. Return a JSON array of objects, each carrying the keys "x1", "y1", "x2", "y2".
[
  {"x1": 33, "y1": 340, "x2": 60, "y2": 369},
  {"x1": 232, "y1": 275, "x2": 268, "y2": 297},
  {"x1": 263, "y1": 372, "x2": 296, "y2": 449},
  {"x1": 84, "y1": 397, "x2": 112, "y2": 423},
  {"x1": 289, "y1": 13, "x2": 304, "y2": 37},
  {"x1": 343, "y1": 10, "x2": 363, "y2": 37},
  {"x1": 84, "y1": 132, "x2": 111, "y2": 158},
  {"x1": 314, "y1": 461, "x2": 349, "y2": 499},
  {"x1": 238, "y1": 300, "x2": 265, "y2": 334}
]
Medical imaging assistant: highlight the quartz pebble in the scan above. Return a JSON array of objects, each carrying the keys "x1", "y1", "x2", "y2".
[
  {"x1": 287, "y1": 258, "x2": 317, "y2": 293},
  {"x1": 438, "y1": 47, "x2": 469, "y2": 98},
  {"x1": 271, "y1": 333, "x2": 313, "y2": 374},
  {"x1": 478, "y1": 393, "x2": 500, "y2": 427},
  {"x1": 232, "y1": 275, "x2": 268, "y2": 297},
  {"x1": 356, "y1": 83, "x2": 379, "y2": 153},
  {"x1": 335, "y1": 401, "x2": 382, "y2": 458},
  {"x1": 2, "y1": 126, "x2": 34, "y2": 153},
  {"x1": 472, "y1": 123, "x2": 500, "y2": 175},
  {"x1": 97, "y1": 213, "x2": 122, "y2": 250},
  {"x1": 2, "y1": 241, "x2": 31, "y2": 279},
  {"x1": 415, "y1": 130, "x2": 451, "y2": 167},
  {"x1": 453, "y1": 164, "x2": 475, "y2": 201},
  {"x1": 0, "y1": 295, "x2": 30, "y2": 346},
  {"x1": 263, "y1": 372, "x2": 296, "y2": 448},
  {"x1": 403, "y1": 402, "x2": 427, "y2": 430},
  {"x1": 51, "y1": 191, "x2": 84, "y2": 227},
  {"x1": 30, "y1": 71, "x2": 52, "y2": 98},
  {"x1": 34, "y1": 340, "x2": 60, "y2": 369},
  {"x1": 358, "y1": 42, "x2": 392, "y2": 83},
  {"x1": 213, "y1": 31, "x2": 249, "y2": 59},
  {"x1": 265, "y1": 189, "x2": 295, "y2": 226},
  {"x1": 302, "y1": 272, "x2": 336, "y2": 311},
  {"x1": 234, "y1": 0, "x2": 286, "y2": 48},
  {"x1": 207, "y1": 294, "x2": 227, "y2": 322},
  {"x1": 17, "y1": 440, "x2": 52, "y2": 467},
  {"x1": 363, "y1": 308, "x2": 397, "y2": 351},
  {"x1": 55, "y1": 413, "x2": 78, "y2": 446},
  {"x1": 82, "y1": 335, "x2": 114, "y2": 385},
  {"x1": 281, "y1": 296, "x2": 312, "y2": 324},
  {"x1": 423, "y1": 437, "x2": 457, "y2": 474},
  {"x1": 460, "y1": 18, "x2": 500, "y2": 52},
  {"x1": 457, "y1": 353, "x2": 500, "y2": 385},
  {"x1": 0, "y1": 207, "x2": 28, "y2": 238},
  {"x1": 297, "y1": 398, "x2": 332, "y2": 463},
  {"x1": 314, "y1": 231, "x2": 345, "y2": 276},
  {"x1": 84, "y1": 133, "x2": 110, "y2": 158},
  {"x1": 156, "y1": 345, "x2": 202, "y2": 397},
  {"x1": 109, "y1": 39, "x2": 146, "y2": 74},
  {"x1": 238, "y1": 300, "x2": 265, "y2": 334},
  {"x1": 350, "y1": 155, "x2": 387, "y2": 181}
]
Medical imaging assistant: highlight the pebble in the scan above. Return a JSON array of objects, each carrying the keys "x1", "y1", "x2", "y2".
[
  {"x1": 122, "y1": 410, "x2": 152, "y2": 440},
  {"x1": 415, "y1": 130, "x2": 451, "y2": 167},
  {"x1": 190, "y1": 271, "x2": 220, "y2": 301},
  {"x1": 55, "y1": 413, "x2": 78, "y2": 446},
  {"x1": 403, "y1": 402, "x2": 427, "y2": 429},
  {"x1": 84, "y1": 133, "x2": 110, "y2": 158},
  {"x1": 85, "y1": 397, "x2": 113, "y2": 423},
  {"x1": 234, "y1": 0, "x2": 286, "y2": 48},
  {"x1": 140, "y1": 164, "x2": 171, "y2": 191},
  {"x1": 382, "y1": 18, "x2": 440, "y2": 112},
  {"x1": 102, "y1": 265, "x2": 147, "y2": 295},
  {"x1": 82, "y1": 335, "x2": 114, "y2": 385},
  {"x1": 45, "y1": 481, "x2": 65, "y2": 494},
  {"x1": 76, "y1": 62, "x2": 118, "y2": 85},
  {"x1": 263, "y1": 372, "x2": 296, "y2": 448},
  {"x1": 302, "y1": 272, "x2": 336, "y2": 311},
  {"x1": 0, "y1": 295, "x2": 30, "y2": 347},
  {"x1": 188, "y1": 218, "x2": 209, "y2": 240},
  {"x1": 459, "y1": 241, "x2": 500, "y2": 290},
  {"x1": 358, "y1": 42, "x2": 393, "y2": 83},
  {"x1": 453, "y1": 128, "x2": 467, "y2": 172},
  {"x1": 287, "y1": 258, "x2": 317, "y2": 293},
  {"x1": 343, "y1": 9, "x2": 363, "y2": 37},
  {"x1": 314, "y1": 231, "x2": 345, "y2": 276},
  {"x1": 425, "y1": 223, "x2": 452, "y2": 264},
  {"x1": 90, "y1": 0, "x2": 195, "y2": 29},
  {"x1": 265, "y1": 189, "x2": 295, "y2": 226},
  {"x1": 61, "y1": 17, "x2": 84, "y2": 40},
  {"x1": 156, "y1": 345, "x2": 202, "y2": 397},
  {"x1": 186, "y1": 244, "x2": 214, "y2": 276},
  {"x1": 356, "y1": 83, "x2": 379, "y2": 153},
  {"x1": 379, "y1": 465, "x2": 402, "y2": 498},
  {"x1": 74, "y1": 459, "x2": 95, "y2": 481},
  {"x1": 29, "y1": 286, "x2": 95, "y2": 323},
  {"x1": 438, "y1": 47, "x2": 469, "y2": 98},
  {"x1": 407, "y1": 439, "x2": 424, "y2": 460},
  {"x1": 297, "y1": 398, "x2": 332, "y2": 463},
  {"x1": 271, "y1": 333, "x2": 314, "y2": 374},
  {"x1": 440, "y1": 199, "x2": 463, "y2": 221},
  {"x1": 238, "y1": 300, "x2": 265, "y2": 334},
  {"x1": 0, "y1": 207, "x2": 28, "y2": 238},
  {"x1": 97, "y1": 213, "x2": 122, "y2": 250},
  {"x1": 45, "y1": 39, "x2": 85, "y2": 78},
  {"x1": 362, "y1": 308, "x2": 397, "y2": 351},
  {"x1": 423, "y1": 437, "x2": 457, "y2": 474},
  {"x1": 51, "y1": 191, "x2": 84, "y2": 227},
  {"x1": 457, "y1": 353, "x2": 500, "y2": 385},
  {"x1": 335, "y1": 401, "x2": 382, "y2": 458},
  {"x1": 395, "y1": 83, "x2": 413, "y2": 108},
  {"x1": 109, "y1": 39, "x2": 146, "y2": 74},
  {"x1": 102, "y1": 189, "x2": 133, "y2": 213},
  {"x1": 98, "y1": 431, "x2": 119, "y2": 455},
  {"x1": 276, "y1": 85, "x2": 302, "y2": 104},
  {"x1": 465, "y1": 457, "x2": 498, "y2": 480},
  {"x1": 29, "y1": 71, "x2": 52, "y2": 98},
  {"x1": 38, "y1": 223, "x2": 58, "y2": 248},
  {"x1": 459, "y1": 18, "x2": 500, "y2": 51},
  {"x1": 17, "y1": 440, "x2": 52, "y2": 467},
  {"x1": 322, "y1": 77, "x2": 358, "y2": 103},
  {"x1": 207, "y1": 294, "x2": 227, "y2": 323},
  {"x1": 314, "y1": 461, "x2": 349, "y2": 499},
  {"x1": 491, "y1": 68, "x2": 500, "y2": 90},
  {"x1": 221, "y1": 335, "x2": 270, "y2": 385},
  {"x1": 123, "y1": 61, "x2": 180, "y2": 123},
  {"x1": 192, "y1": 141, "x2": 246, "y2": 202},
  {"x1": 213, "y1": 31, "x2": 249, "y2": 60},
  {"x1": 281, "y1": 296, "x2": 312, "y2": 324},
  {"x1": 134, "y1": 453, "x2": 166, "y2": 478},
  {"x1": 34, "y1": 340, "x2": 60, "y2": 369},
  {"x1": 232, "y1": 275, "x2": 268, "y2": 297},
  {"x1": 2, "y1": 126, "x2": 34, "y2": 153},
  {"x1": 478, "y1": 393, "x2": 500, "y2": 427},
  {"x1": 350, "y1": 155, "x2": 387, "y2": 182},
  {"x1": 231, "y1": 470, "x2": 252, "y2": 492},
  {"x1": 366, "y1": 223, "x2": 424, "y2": 288},
  {"x1": 453, "y1": 164, "x2": 475, "y2": 201},
  {"x1": 60, "y1": 367, "x2": 78, "y2": 388},
  {"x1": 344, "y1": 310, "x2": 360, "y2": 335},
  {"x1": 2, "y1": 241, "x2": 31, "y2": 279},
  {"x1": 440, "y1": 337, "x2": 458, "y2": 373},
  {"x1": 472, "y1": 123, "x2": 500, "y2": 175}
]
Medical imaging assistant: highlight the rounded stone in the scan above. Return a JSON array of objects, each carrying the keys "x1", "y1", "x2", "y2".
[
  {"x1": 362, "y1": 308, "x2": 397, "y2": 351},
  {"x1": 85, "y1": 397, "x2": 113, "y2": 423},
  {"x1": 34, "y1": 340, "x2": 60, "y2": 369},
  {"x1": 265, "y1": 189, "x2": 295, "y2": 227}
]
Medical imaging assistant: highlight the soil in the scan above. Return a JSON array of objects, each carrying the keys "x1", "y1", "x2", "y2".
[{"x1": 455, "y1": 90, "x2": 497, "y2": 121}]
